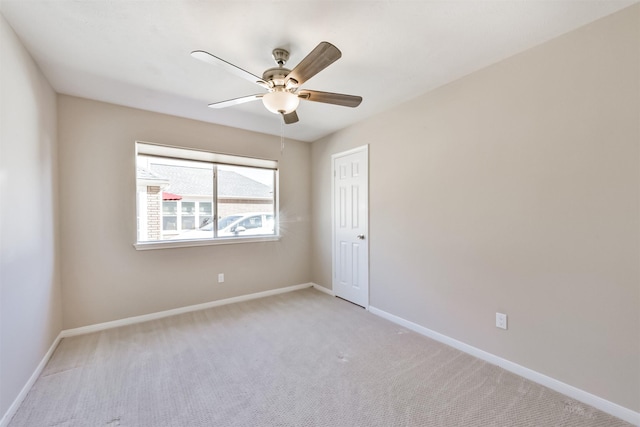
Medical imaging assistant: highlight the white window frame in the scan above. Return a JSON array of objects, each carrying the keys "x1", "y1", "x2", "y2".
[{"x1": 134, "y1": 141, "x2": 279, "y2": 250}]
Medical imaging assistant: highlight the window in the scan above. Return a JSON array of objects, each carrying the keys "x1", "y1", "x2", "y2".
[
  {"x1": 135, "y1": 142, "x2": 278, "y2": 248},
  {"x1": 162, "y1": 201, "x2": 177, "y2": 231}
]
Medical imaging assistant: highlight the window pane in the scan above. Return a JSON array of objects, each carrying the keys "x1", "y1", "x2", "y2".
[
  {"x1": 163, "y1": 216, "x2": 177, "y2": 231},
  {"x1": 199, "y1": 216, "x2": 212, "y2": 228},
  {"x1": 217, "y1": 165, "x2": 275, "y2": 237},
  {"x1": 182, "y1": 216, "x2": 196, "y2": 230},
  {"x1": 137, "y1": 155, "x2": 213, "y2": 241},
  {"x1": 197, "y1": 202, "x2": 213, "y2": 230},
  {"x1": 199, "y1": 202, "x2": 212, "y2": 215},
  {"x1": 182, "y1": 202, "x2": 195, "y2": 214},
  {"x1": 163, "y1": 202, "x2": 177, "y2": 215}
]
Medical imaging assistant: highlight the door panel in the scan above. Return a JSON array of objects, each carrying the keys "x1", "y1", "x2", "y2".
[{"x1": 332, "y1": 146, "x2": 369, "y2": 307}]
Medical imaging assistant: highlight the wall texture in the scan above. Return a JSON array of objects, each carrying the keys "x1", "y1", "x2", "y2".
[
  {"x1": 311, "y1": 5, "x2": 639, "y2": 412},
  {"x1": 58, "y1": 96, "x2": 311, "y2": 329},
  {"x1": 0, "y1": 14, "x2": 62, "y2": 419}
]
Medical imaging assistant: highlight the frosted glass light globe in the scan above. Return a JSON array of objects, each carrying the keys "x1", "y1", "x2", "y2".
[{"x1": 262, "y1": 91, "x2": 299, "y2": 114}]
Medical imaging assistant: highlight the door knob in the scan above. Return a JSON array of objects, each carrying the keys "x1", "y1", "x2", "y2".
[{"x1": 357, "y1": 234, "x2": 365, "y2": 240}]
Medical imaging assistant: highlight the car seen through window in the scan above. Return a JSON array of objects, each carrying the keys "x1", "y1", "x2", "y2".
[{"x1": 173, "y1": 213, "x2": 274, "y2": 240}]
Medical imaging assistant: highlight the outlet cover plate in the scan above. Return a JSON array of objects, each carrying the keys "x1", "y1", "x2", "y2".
[{"x1": 496, "y1": 312, "x2": 508, "y2": 330}]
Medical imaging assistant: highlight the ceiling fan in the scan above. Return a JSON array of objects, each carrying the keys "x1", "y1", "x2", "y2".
[{"x1": 191, "y1": 42, "x2": 362, "y2": 124}]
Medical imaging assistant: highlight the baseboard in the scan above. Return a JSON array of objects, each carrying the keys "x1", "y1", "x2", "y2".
[
  {"x1": 311, "y1": 282, "x2": 335, "y2": 296},
  {"x1": 62, "y1": 282, "x2": 315, "y2": 338},
  {"x1": 368, "y1": 306, "x2": 639, "y2": 426},
  {"x1": 0, "y1": 332, "x2": 63, "y2": 427}
]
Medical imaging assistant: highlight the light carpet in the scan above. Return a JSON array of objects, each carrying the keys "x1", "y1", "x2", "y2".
[{"x1": 9, "y1": 288, "x2": 633, "y2": 426}]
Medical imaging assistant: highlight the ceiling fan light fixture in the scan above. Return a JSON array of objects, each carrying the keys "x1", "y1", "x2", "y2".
[
  {"x1": 262, "y1": 90, "x2": 299, "y2": 114},
  {"x1": 193, "y1": 42, "x2": 360, "y2": 125}
]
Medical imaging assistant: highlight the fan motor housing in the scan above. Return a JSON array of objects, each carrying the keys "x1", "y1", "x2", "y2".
[{"x1": 262, "y1": 67, "x2": 291, "y2": 87}]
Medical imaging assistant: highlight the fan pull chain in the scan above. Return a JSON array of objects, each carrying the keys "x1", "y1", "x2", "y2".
[{"x1": 280, "y1": 118, "x2": 285, "y2": 153}]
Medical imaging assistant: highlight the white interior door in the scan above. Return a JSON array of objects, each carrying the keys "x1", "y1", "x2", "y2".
[{"x1": 332, "y1": 145, "x2": 369, "y2": 307}]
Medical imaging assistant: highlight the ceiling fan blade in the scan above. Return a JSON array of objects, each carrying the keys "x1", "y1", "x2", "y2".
[
  {"x1": 282, "y1": 111, "x2": 299, "y2": 124},
  {"x1": 207, "y1": 94, "x2": 263, "y2": 109},
  {"x1": 286, "y1": 42, "x2": 341, "y2": 87},
  {"x1": 297, "y1": 90, "x2": 362, "y2": 108},
  {"x1": 191, "y1": 50, "x2": 269, "y2": 88}
]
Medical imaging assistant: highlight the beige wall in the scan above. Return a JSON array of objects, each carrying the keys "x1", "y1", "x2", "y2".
[
  {"x1": 0, "y1": 14, "x2": 62, "y2": 418},
  {"x1": 311, "y1": 5, "x2": 639, "y2": 412},
  {"x1": 58, "y1": 96, "x2": 311, "y2": 329}
]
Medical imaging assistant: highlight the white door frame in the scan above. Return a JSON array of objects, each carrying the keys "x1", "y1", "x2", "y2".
[{"x1": 331, "y1": 144, "x2": 369, "y2": 308}]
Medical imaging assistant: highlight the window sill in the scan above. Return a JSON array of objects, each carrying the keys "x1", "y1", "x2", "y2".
[{"x1": 134, "y1": 235, "x2": 280, "y2": 251}]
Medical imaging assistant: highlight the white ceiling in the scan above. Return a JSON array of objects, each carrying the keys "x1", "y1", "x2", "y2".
[{"x1": 1, "y1": 0, "x2": 636, "y2": 142}]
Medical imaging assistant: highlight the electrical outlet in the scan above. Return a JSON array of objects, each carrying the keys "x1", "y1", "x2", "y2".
[
  {"x1": 496, "y1": 312, "x2": 508, "y2": 330},
  {"x1": 218, "y1": 273, "x2": 224, "y2": 283}
]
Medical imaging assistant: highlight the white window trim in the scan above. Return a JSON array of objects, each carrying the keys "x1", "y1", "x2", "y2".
[
  {"x1": 137, "y1": 141, "x2": 278, "y2": 169},
  {"x1": 134, "y1": 235, "x2": 280, "y2": 251},
  {"x1": 134, "y1": 141, "x2": 279, "y2": 250}
]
